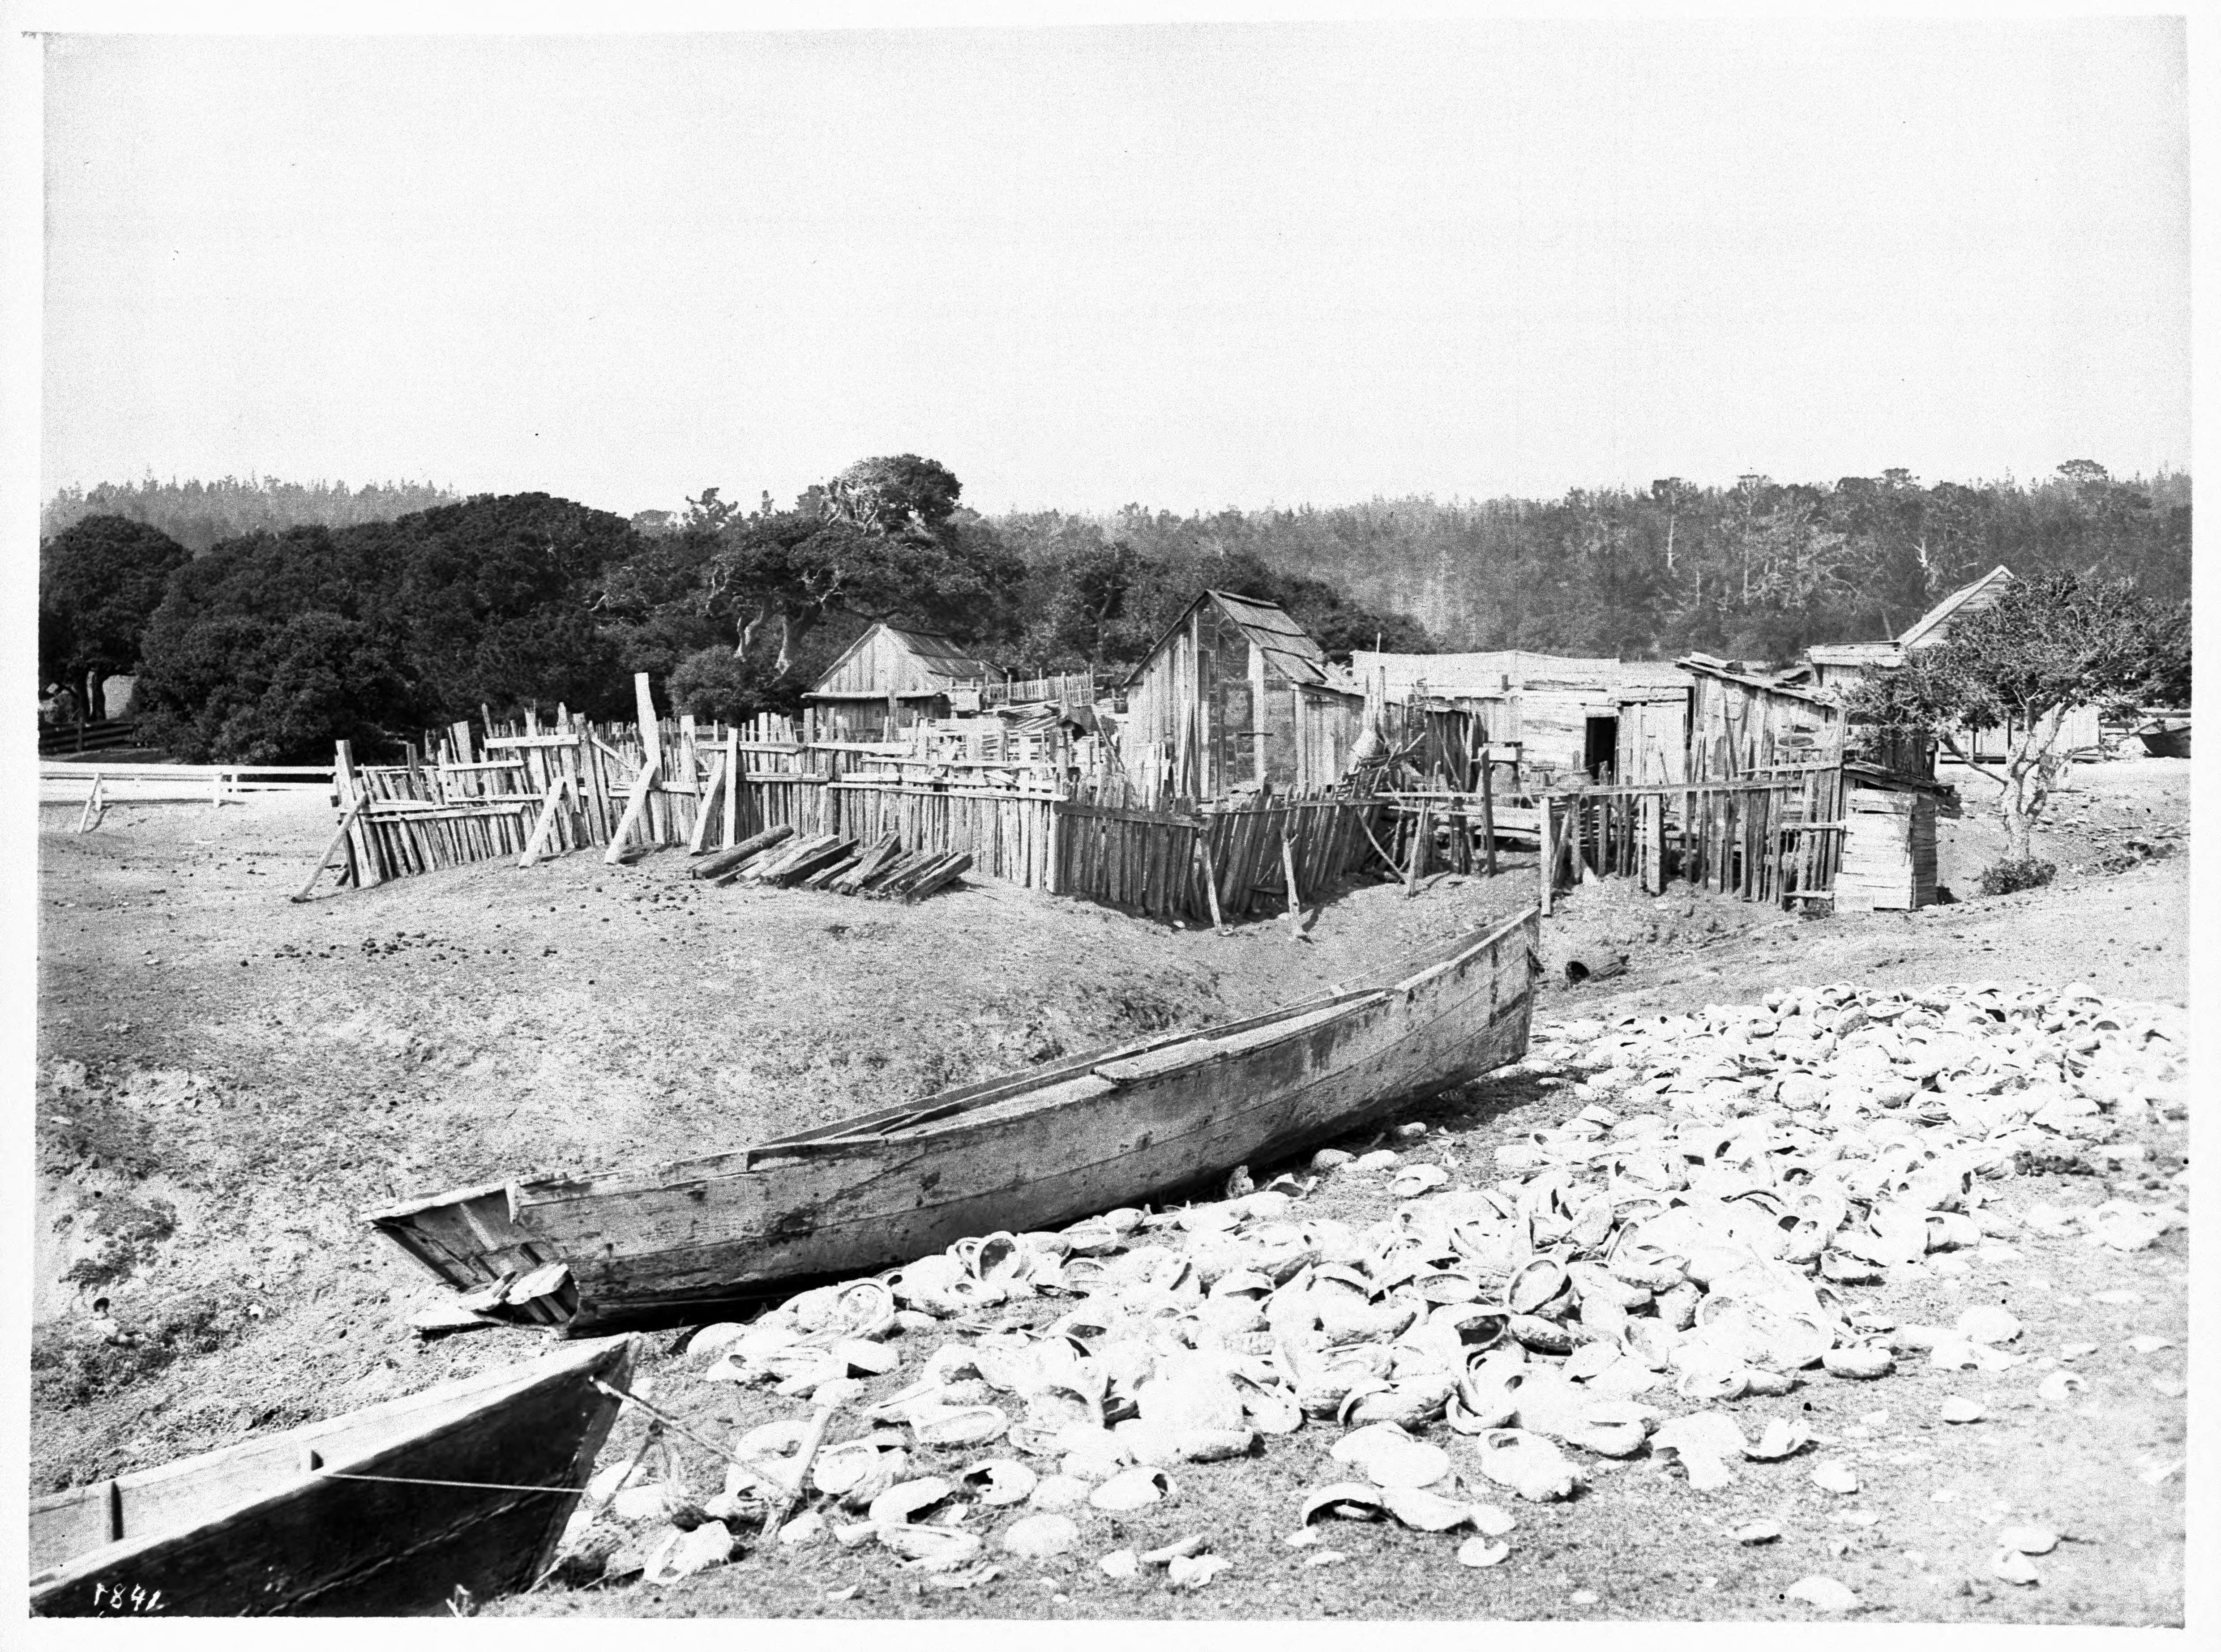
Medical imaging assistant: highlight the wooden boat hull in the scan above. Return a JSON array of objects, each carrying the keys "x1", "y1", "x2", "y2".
[
  {"x1": 29, "y1": 1336, "x2": 632, "y2": 1617},
  {"x1": 2139, "y1": 726, "x2": 2190, "y2": 759},
  {"x1": 369, "y1": 909, "x2": 1540, "y2": 1333}
]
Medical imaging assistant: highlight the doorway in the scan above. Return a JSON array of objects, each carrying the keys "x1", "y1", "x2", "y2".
[{"x1": 1584, "y1": 714, "x2": 1619, "y2": 781}]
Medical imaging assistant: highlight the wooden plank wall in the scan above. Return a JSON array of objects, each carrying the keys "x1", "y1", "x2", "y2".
[{"x1": 1533, "y1": 766, "x2": 1845, "y2": 912}]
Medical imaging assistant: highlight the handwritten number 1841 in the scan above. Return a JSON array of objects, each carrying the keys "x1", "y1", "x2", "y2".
[{"x1": 89, "y1": 1582, "x2": 164, "y2": 1612}]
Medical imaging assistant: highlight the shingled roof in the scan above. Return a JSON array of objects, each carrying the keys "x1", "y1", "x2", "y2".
[{"x1": 1125, "y1": 590, "x2": 1347, "y2": 691}]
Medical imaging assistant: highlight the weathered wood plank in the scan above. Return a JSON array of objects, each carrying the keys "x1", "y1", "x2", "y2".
[{"x1": 30, "y1": 1338, "x2": 631, "y2": 1618}]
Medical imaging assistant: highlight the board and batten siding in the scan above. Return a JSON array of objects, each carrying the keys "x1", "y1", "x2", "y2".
[{"x1": 1124, "y1": 602, "x2": 1362, "y2": 803}]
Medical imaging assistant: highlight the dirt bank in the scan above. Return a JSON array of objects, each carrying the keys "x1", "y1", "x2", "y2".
[{"x1": 29, "y1": 756, "x2": 2190, "y2": 1622}]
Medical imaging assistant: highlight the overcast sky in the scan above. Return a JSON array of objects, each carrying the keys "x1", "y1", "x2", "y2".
[{"x1": 39, "y1": 18, "x2": 2189, "y2": 517}]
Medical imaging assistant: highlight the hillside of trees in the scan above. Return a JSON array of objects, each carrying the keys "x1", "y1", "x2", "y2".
[
  {"x1": 40, "y1": 458, "x2": 2190, "y2": 764},
  {"x1": 992, "y1": 463, "x2": 2191, "y2": 666},
  {"x1": 40, "y1": 476, "x2": 461, "y2": 555}
]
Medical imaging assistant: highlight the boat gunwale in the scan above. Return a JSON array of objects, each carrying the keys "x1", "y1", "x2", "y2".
[{"x1": 27, "y1": 1336, "x2": 632, "y2": 1598}]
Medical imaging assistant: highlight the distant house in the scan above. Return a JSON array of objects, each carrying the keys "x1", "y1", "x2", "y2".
[
  {"x1": 802, "y1": 622, "x2": 995, "y2": 742},
  {"x1": 1898, "y1": 564, "x2": 2015, "y2": 651},
  {"x1": 1121, "y1": 590, "x2": 1365, "y2": 803},
  {"x1": 1802, "y1": 566, "x2": 2100, "y2": 768},
  {"x1": 1803, "y1": 563, "x2": 2016, "y2": 690},
  {"x1": 1352, "y1": 648, "x2": 1691, "y2": 783}
]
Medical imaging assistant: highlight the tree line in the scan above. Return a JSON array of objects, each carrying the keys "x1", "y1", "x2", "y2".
[
  {"x1": 37, "y1": 457, "x2": 2190, "y2": 764},
  {"x1": 1017, "y1": 462, "x2": 2189, "y2": 666},
  {"x1": 41, "y1": 476, "x2": 461, "y2": 555}
]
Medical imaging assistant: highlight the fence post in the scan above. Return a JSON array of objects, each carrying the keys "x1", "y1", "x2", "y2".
[
  {"x1": 1538, "y1": 795, "x2": 1554, "y2": 917},
  {"x1": 723, "y1": 727, "x2": 740, "y2": 848}
]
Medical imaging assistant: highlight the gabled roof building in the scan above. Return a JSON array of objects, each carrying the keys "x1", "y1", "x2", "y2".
[
  {"x1": 1119, "y1": 590, "x2": 1364, "y2": 804},
  {"x1": 802, "y1": 622, "x2": 995, "y2": 741}
]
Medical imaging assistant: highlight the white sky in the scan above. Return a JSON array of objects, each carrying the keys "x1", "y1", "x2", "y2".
[{"x1": 39, "y1": 18, "x2": 2190, "y2": 517}]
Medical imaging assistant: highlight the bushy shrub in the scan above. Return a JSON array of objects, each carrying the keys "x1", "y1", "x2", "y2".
[{"x1": 1979, "y1": 857, "x2": 2057, "y2": 896}]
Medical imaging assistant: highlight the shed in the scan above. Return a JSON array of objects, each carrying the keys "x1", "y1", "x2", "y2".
[
  {"x1": 1676, "y1": 655, "x2": 1846, "y2": 778},
  {"x1": 1121, "y1": 591, "x2": 1364, "y2": 803},
  {"x1": 803, "y1": 622, "x2": 995, "y2": 742},
  {"x1": 1352, "y1": 649, "x2": 1691, "y2": 783},
  {"x1": 1835, "y1": 790, "x2": 1939, "y2": 912}
]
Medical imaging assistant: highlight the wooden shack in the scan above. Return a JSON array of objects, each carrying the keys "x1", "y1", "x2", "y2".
[
  {"x1": 1676, "y1": 654, "x2": 1846, "y2": 778},
  {"x1": 802, "y1": 623, "x2": 995, "y2": 743},
  {"x1": 1834, "y1": 789, "x2": 1938, "y2": 911},
  {"x1": 1898, "y1": 565, "x2": 2014, "y2": 653},
  {"x1": 1121, "y1": 591, "x2": 1365, "y2": 804},
  {"x1": 1352, "y1": 649, "x2": 1690, "y2": 784}
]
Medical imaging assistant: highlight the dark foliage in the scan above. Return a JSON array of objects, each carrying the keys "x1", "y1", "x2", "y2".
[
  {"x1": 134, "y1": 495, "x2": 641, "y2": 762},
  {"x1": 39, "y1": 514, "x2": 194, "y2": 687},
  {"x1": 997, "y1": 464, "x2": 2188, "y2": 665}
]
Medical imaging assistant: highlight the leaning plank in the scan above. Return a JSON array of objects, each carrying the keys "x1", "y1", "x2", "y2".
[
  {"x1": 600, "y1": 750, "x2": 663, "y2": 866},
  {"x1": 686, "y1": 751, "x2": 730, "y2": 855},
  {"x1": 764, "y1": 837, "x2": 855, "y2": 886},
  {"x1": 292, "y1": 795, "x2": 372, "y2": 901},
  {"x1": 745, "y1": 833, "x2": 835, "y2": 883},
  {"x1": 800, "y1": 849, "x2": 863, "y2": 890},
  {"x1": 515, "y1": 777, "x2": 574, "y2": 870},
  {"x1": 833, "y1": 835, "x2": 903, "y2": 894}
]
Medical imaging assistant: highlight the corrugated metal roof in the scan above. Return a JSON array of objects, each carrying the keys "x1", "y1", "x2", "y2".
[{"x1": 1898, "y1": 565, "x2": 2013, "y2": 649}]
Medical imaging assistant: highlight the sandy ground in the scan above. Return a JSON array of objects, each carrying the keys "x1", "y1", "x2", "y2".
[{"x1": 29, "y1": 751, "x2": 2191, "y2": 1621}]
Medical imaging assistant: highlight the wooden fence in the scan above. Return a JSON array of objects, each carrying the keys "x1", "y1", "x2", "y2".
[
  {"x1": 1051, "y1": 793, "x2": 1379, "y2": 924},
  {"x1": 316, "y1": 683, "x2": 1387, "y2": 928},
  {"x1": 1536, "y1": 767, "x2": 1844, "y2": 914},
  {"x1": 314, "y1": 677, "x2": 1070, "y2": 901}
]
